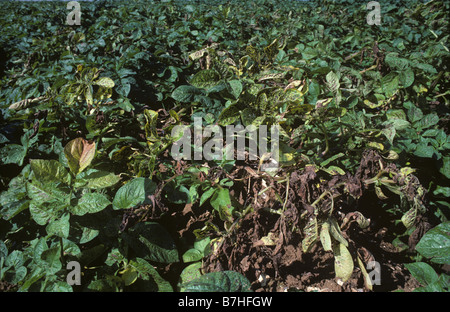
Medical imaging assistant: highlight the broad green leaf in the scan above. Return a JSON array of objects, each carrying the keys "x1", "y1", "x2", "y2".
[
  {"x1": 76, "y1": 244, "x2": 108, "y2": 267},
  {"x1": 415, "y1": 222, "x2": 450, "y2": 264},
  {"x1": 29, "y1": 201, "x2": 63, "y2": 226},
  {"x1": 0, "y1": 144, "x2": 27, "y2": 166},
  {"x1": 227, "y1": 80, "x2": 243, "y2": 99},
  {"x1": 200, "y1": 187, "x2": 216, "y2": 206},
  {"x1": 385, "y1": 53, "x2": 409, "y2": 70},
  {"x1": 182, "y1": 248, "x2": 203, "y2": 263},
  {"x1": 46, "y1": 212, "x2": 70, "y2": 238},
  {"x1": 87, "y1": 276, "x2": 122, "y2": 292},
  {"x1": 64, "y1": 138, "x2": 96, "y2": 175},
  {"x1": 405, "y1": 262, "x2": 439, "y2": 286},
  {"x1": 407, "y1": 106, "x2": 423, "y2": 123},
  {"x1": 194, "y1": 237, "x2": 211, "y2": 256},
  {"x1": 127, "y1": 258, "x2": 173, "y2": 292},
  {"x1": 180, "y1": 270, "x2": 252, "y2": 292},
  {"x1": 218, "y1": 102, "x2": 241, "y2": 126},
  {"x1": 413, "y1": 143, "x2": 435, "y2": 158},
  {"x1": 80, "y1": 226, "x2": 99, "y2": 244},
  {"x1": 381, "y1": 73, "x2": 399, "y2": 97},
  {"x1": 71, "y1": 192, "x2": 111, "y2": 216},
  {"x1": 73, "y1": 169, "x2": 120, "y2": 189},
  {"x1": 179, "y1": 262, "x2": 203, "y2": 290},
  {"x1": 30, "y1": 159, "x2": 71, "y2": 185},
  {"x1": 26, "y1": 180, "x2": 70, "y2": 205},
  {"x1": 40, "y1": 247, "x2": 62, "y2": 275},
  {"x1": 112, "y1": 177, "x2": 157, "y2": 210},
  {"x1": 124, "y1": 222, "x2": 179, "y2": 264},
  {"x1": 210, "y1": 188, "x2": 233, "y2": 221},
  {"x1": 189, "y1": 69, "x2": 221, "y2": 89},
  {"x1": 0, "y1": 185, "x2": 29, "y2": 221},
  {"x1": 333, "y1": 243, "x2": 354, "y2": 282},
  {"x1": 399, "y1": 68, "x2": 414, "y2": 88},
  {"x1": 171, "y1": 85, "x2": 203, "y2": 103},
  {"x1": 415, "y1": 114, "x2": 439, "y2": 130}
]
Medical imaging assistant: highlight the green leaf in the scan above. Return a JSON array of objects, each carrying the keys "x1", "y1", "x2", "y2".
[
  {"x1": 399, "y1": 68, "x2": 415, "y2": 88},
  {"x1": 200, "y1": 187, "x2": 216, "y2": 206},
  {"x1": 440, "y1": 157, "x2": 450, "y2": 179},
  {"x1": 326, "y1": 71, "x2": 340, "y2": 93},
  {"x1": 29, "y1": 193, "x2": 69, "y2": 226},
  {"x1": 71, "y1": 192, "x2": 111, "y2": 216},
  {"x1": 320, "y1": 221, "x2": 332, "y2": 252},
  {"x1": 385, "y1": 53, "x2": 409, "y2": 70},
  {"x1": 127, "y1": 258, "x2": 173, "y2": 292},
  {"x1": 112, "y1": 177, "x2": 157, "y2": 210},
  {"x1": 179, "y1": 262, "x2": 203, "y2": 290},
  {"x1": 80, "y1": 226, "x2": 99, "y2": 244},
  {"x1": 189, "y1": 69, "x2": 221, "y2": 89},
  {"x1": 404, "y1": 262, "x2": 439, "y2": 286},
  {"x1": 180, "y1": 271, "x2": 252, "y2": 292},
  {"x1": 182, "y1": 248, "x2": 203, "y2": 263},
  {"x1": 413, "y1": 143, "x2": 435, "y2": 158},
  {"x1": 40, "y1": 247, "x2": 62, "y2": 275},
  {"x1": 329, "y1": 217, "x2": 348, "y2": 247},
  {"x1": 407, "y1": 106, "x2": 423, "y2": 123},
  {"x1": 415, "y1": 114, "x2": 439, "y2": 130},
  {"x1": 381, "y1": 73, "x2": 399, "y2": 97},
  {"x1": 0, "y1": 144, "x2": 27, "y2": 166},
  {"x1": 210, "y1": 187, "x2": 233, "y2": 220},
  {"x1": 415, "y1": 222, "x2": 450, "y2": 264},
  {"x1": 30, "y1": 159, "x2": 71, "y2": 185},
  {"x1": 74, "y1": 169, "x2": 120, "y2": 189},
  {"x1": 333, "y1": 243, "x2": 354, "y2": 282},
  {"x1": 124, "y1": 222, "x2": 179, "y2": 264},
  {"x1": 46, "y1": 212, "x2": 70, "y2": 238},
  {"x1": 226, "y1": 80, "x2": 243, "y2": 99},
  {"x1": 171, "y1": 85, "x2": 203, "y2": 103},
  {"x1": 322, "y1": 165, "x2": 346, "y2": 176}
]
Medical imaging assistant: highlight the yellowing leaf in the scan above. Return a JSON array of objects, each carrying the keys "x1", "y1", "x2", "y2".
[
  {"x1": 64, "y1": 138, "x2": 96, "y2": 175},
  {"x1": 94, "y1": 77, "x2": 115, "y2": 89},
  {"x1": 367, "y1": 142, "x2": 384, "y2": 151}
]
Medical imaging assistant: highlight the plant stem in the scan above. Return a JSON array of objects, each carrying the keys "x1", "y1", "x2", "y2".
[{"x1": 60, "y1": 237, "x2": 65, "y2": 267}]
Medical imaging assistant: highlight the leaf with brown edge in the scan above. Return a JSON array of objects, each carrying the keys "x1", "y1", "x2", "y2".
[{"x1": 64, "y1": 138, "x2": 96, "y2": 175}]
